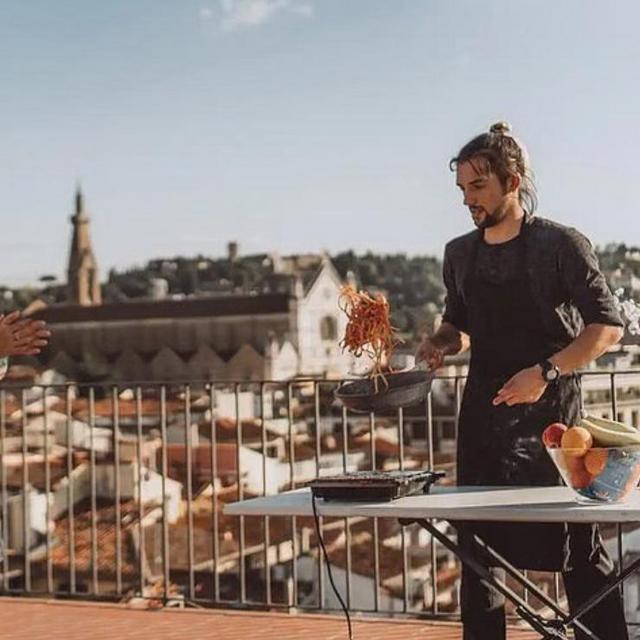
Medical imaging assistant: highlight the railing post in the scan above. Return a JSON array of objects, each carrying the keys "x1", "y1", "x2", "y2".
[
  {"x1": 185, "y1": 384, "x2": 195, "y2": 602},
  {"x1": 43, "y1": 386, "x2": 53, "y2": 594},
  {"x1": 426, "y1": 390, "x2": 438, "y2": 615},
  {"x1": 160, "y1": 385, "x2": 171, "y2": 603},
  {"x1": 341, "y1": 405, "x2": 352, "y2": 610},
  {"x1": 20, "y1": 389, "x2": 30, "y2": 593},
  {"x1": 89, "y1": 387, "x2": 98, "y2": 596},
  {"x1": 235, "y1": 382, "x2": 246, "y2": 604},
  {"x1": 286, "y1": 382, "x2": 297, "y2": 608},
  {"x1": 398, "y1": 407, "x2": 410, "y2": 613},
  {"x1": 262, "y1": 381, "x2": 272, "y2": 606},
  {"x1": 65, "y1": 385, "x2": 75, "y2": 595},
  {"x1": 314, "y1": 381, "x2": 325, "y2": 610},
  {"x1": 208, "y1": 383, "x2": 220, "y2": 602},
  {"x1": 136, "y1": 386, "x2": 145, "y2": 597},
  {"x1": 0, "y1": 391, "x2": 8, "y2": 594},
  {"x1": 112, "y1": 385, "x2": 122, "y2": 596}
]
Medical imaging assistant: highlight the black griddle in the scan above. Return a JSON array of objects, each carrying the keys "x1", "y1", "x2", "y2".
[{"x1": 308, "y1": 469, "x2": 445, "y2": 502}]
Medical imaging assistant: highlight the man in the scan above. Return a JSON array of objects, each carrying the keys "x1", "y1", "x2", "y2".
[{"x1": 416, "y1": 122, "x2": 627, "y2": 639}]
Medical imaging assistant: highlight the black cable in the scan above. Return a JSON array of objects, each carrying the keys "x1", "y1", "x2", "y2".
[{"x1": 311, "y1": 493, "x2": 354, "y2": 640}]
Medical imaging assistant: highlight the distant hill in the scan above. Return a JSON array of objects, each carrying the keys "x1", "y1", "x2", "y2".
[
  {"x1": 5, "y1": 242, "x2": 638, "y2": 343},
  {"x1": 100, "y1": 251, "x2": 446, "y2": 340}
]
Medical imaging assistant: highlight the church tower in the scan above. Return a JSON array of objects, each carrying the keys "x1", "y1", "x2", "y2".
[{"x1": 67, "y1": 186, "x2": 102, "y2": 306}]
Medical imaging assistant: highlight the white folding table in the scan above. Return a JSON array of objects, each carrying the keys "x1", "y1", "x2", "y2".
[{"x1": 225, "y1": 485, "x2": 640, "y2": 639}]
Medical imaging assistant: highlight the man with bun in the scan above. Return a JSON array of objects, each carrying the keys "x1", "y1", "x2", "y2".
[{"x1": 416, "y1": 122, "x2": 627, "y2": 639}]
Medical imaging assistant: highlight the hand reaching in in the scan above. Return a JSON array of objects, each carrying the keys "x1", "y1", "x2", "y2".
[{"x1": 0, "y1": 312, "x2": 51, "y2": 357}]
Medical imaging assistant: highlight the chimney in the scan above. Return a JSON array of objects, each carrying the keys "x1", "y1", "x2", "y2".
[{"x1": 228, "y1": 241, "x2": 238, "y2": 263}]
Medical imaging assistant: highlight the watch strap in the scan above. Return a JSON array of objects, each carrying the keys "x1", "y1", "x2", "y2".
[{"x1": 539, "y1": 359, "x2": 560, "y2": 382}]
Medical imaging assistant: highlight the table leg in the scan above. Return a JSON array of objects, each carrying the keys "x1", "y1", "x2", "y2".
[
  {"x1": 470, "y1": 534, "x2": 596, "y2": 639},
  {"x1": 562, "y1": 553, "x2": 640, "y2": 629},
  {"x1": 412, "y1": 519, "x2": 601, "y2": 640}
]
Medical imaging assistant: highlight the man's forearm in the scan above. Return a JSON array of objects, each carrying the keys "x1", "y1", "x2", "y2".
[
  {"x1": 550, "y1": 324, "x2": 623, "y2": 375},
  {"x1": 431, "y1": 321, "x2": 470, "y2": 356}
]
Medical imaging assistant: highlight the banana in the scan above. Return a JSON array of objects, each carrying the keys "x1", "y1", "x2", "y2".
[
  {"x1": 579, "y1": 418, "x2": 640, "y2": 447},
  {"x1": 581, "y1": 414, "x2": 638, "y2": 435}
]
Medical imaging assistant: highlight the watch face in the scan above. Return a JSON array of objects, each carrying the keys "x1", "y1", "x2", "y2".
[{"x1": 546, "y1": 368, "x2": 559, "y2": 381}]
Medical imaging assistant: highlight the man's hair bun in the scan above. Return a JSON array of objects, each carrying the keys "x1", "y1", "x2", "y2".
[
  {"x1": 451, "y1": 120, "x2": 538, "y2": 214},
  {"x1": 489, "y1": 121, "x2": 512, "y2": 135}
]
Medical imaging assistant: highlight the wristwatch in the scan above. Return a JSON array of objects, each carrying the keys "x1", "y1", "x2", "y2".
[{"x1": 539, "y1": 359, "x2": 561, "y2": 383}]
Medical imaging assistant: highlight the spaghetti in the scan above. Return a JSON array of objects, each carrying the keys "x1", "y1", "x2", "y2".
[{"x1": 338, "y1": 284, "x2": 402, "y2": 392}]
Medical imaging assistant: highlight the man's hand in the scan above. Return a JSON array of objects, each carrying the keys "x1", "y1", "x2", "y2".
[
  {"x1": 492, "y1": 365, "x2": 547, "y2": 406},
  {"x1": 0, "y1": 312, "x2": 51, "y2": 358},
  {"x1": 415, "y1": 336, "x2": 445, "y2": 372}
]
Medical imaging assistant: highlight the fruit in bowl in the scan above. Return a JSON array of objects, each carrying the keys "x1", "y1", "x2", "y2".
[
  {"x1": 542, "y1": 422, "x2": 567, "y2": 448},
  {"x1": 560, "y1": 426, "x2": 592, "y2": 455},
  {"x1": 543, "y1": 416, "x2": 640, "y2": 503}
]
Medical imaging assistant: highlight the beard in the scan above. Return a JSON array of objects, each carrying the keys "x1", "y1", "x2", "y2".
[{"x1": 472, "y1": 205, "x2": 508, "y2": 229}]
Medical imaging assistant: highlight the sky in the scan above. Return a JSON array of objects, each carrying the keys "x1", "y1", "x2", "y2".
[{"x1": 1, "y1": 0, "x2": 639, "y2": 285}]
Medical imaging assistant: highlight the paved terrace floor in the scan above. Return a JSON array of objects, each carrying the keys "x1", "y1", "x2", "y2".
[{"x1": 0, "y1": 597, "x2": 541, "y2": 639}]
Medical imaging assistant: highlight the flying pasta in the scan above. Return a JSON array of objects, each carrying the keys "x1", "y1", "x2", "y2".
[{"x1": 338, "y1": 284, "x2": 403, "y2": 392}]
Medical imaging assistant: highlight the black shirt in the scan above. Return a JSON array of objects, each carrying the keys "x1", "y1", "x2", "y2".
[
  {"x1": 476, "y1": 233, "x2": 522, "y2": 285},
  {"x1": 441, "y1": 214, "x2": 623, "y2": 344}
]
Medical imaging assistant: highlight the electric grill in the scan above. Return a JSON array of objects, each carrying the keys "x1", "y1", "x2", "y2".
[{"x1": 308, "y1": 469, "x2": 445, "y2": 502}]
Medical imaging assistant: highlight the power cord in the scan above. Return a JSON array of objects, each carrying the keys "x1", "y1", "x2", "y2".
[{"x1": 311, "y1": 493, "x2": 354, "y2": 640}]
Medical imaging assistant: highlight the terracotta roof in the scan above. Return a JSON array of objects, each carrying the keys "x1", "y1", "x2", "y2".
[
  {"x1": 61, "y1": 396, "x2": 188, "y2": 419},
  {"x1": 30, "y1": 294, "x2": 292, "y2": 325},
  {"x1": 211, "y1": 417, "x2": 282, "y2": 443},
  {"x1": 49, "y1": 499, "x2": 155, "y2": 579},
  {"x1": 3, "y1": 454, "x2": 69, "y2": 490},
  {"x1": 166, "y1": 516, "x2": 293, "y2": 571}
]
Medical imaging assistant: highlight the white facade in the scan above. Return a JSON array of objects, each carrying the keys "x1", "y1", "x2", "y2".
[{"x1": 293, "y1": 261, "x2": 351, "y2": 377}]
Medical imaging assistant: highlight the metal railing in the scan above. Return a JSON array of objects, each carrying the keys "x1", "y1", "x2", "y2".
[{"x1": 0, "y1": 370, "x2": 639, "y2": 623}]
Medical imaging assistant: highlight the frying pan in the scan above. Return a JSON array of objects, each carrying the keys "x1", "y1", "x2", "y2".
[{"x1": 334, "y1": 368, "x2": 435, "y2": 414}]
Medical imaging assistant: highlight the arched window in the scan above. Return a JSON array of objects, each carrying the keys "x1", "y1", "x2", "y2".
[{"x1": 320, "y1": 316, "x2": 338, "y2": 341}]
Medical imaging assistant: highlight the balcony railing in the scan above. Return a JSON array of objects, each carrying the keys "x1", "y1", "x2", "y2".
[{"x1": 1, "y1": 370, "x2": 640, "y2": 624}]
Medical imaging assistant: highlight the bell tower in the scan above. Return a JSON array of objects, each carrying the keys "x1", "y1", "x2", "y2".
[{"x1": 67, "y1": 186, "x2": 102, "y2": 305}]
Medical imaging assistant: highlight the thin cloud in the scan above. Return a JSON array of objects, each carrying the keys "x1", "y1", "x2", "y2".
[
  {"x1": 204, "y1": 0, "x2": 314, "y2": 32},
  {"x1": 289, "y1": 2, "x2": 313, "y2": 17}
]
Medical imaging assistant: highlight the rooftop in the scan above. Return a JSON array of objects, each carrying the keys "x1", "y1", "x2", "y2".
[
  {"x1": 0, "y1": 597, "x2": 539, "y2": 640},
  {"x1": 29, "y1": 293, "x2": 291, "y2": 324}
]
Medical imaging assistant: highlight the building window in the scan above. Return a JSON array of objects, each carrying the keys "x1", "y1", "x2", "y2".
[{"x1": 320, "y1": 316, "x2": 338, "y2": 341}]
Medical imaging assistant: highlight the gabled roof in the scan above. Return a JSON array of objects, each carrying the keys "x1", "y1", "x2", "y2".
[{"x1": 30, "y1": 293, "x2": 292, "y2": 325}]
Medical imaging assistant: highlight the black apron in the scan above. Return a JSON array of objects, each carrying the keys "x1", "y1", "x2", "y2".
[{"x1": 456, "y1": 225, "x2": 597, "y2": 571}]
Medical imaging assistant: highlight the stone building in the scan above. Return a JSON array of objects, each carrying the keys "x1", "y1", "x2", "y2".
[{"x1": 31, "y1": 191, "x2": 351, "y2": 382}]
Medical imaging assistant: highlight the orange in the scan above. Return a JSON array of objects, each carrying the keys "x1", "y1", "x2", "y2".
[
  {"x1": 584, "y1": 449, "x2": 608, "y2": 476},
  {"x1": 570, "y1": 467, "x2": 593, "y2": 489},
  {"x1": 561, "y1": 426, "x2": 593, "y2": 456}
]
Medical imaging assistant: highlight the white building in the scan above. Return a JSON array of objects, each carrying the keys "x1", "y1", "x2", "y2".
[{"x1": 33, "y1": 257, "x2": 352, "y2": 382}]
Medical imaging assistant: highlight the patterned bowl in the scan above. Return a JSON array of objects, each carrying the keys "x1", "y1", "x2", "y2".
[{"x1": 546, "y1": 446, "x2": 640, "y2": 503}]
